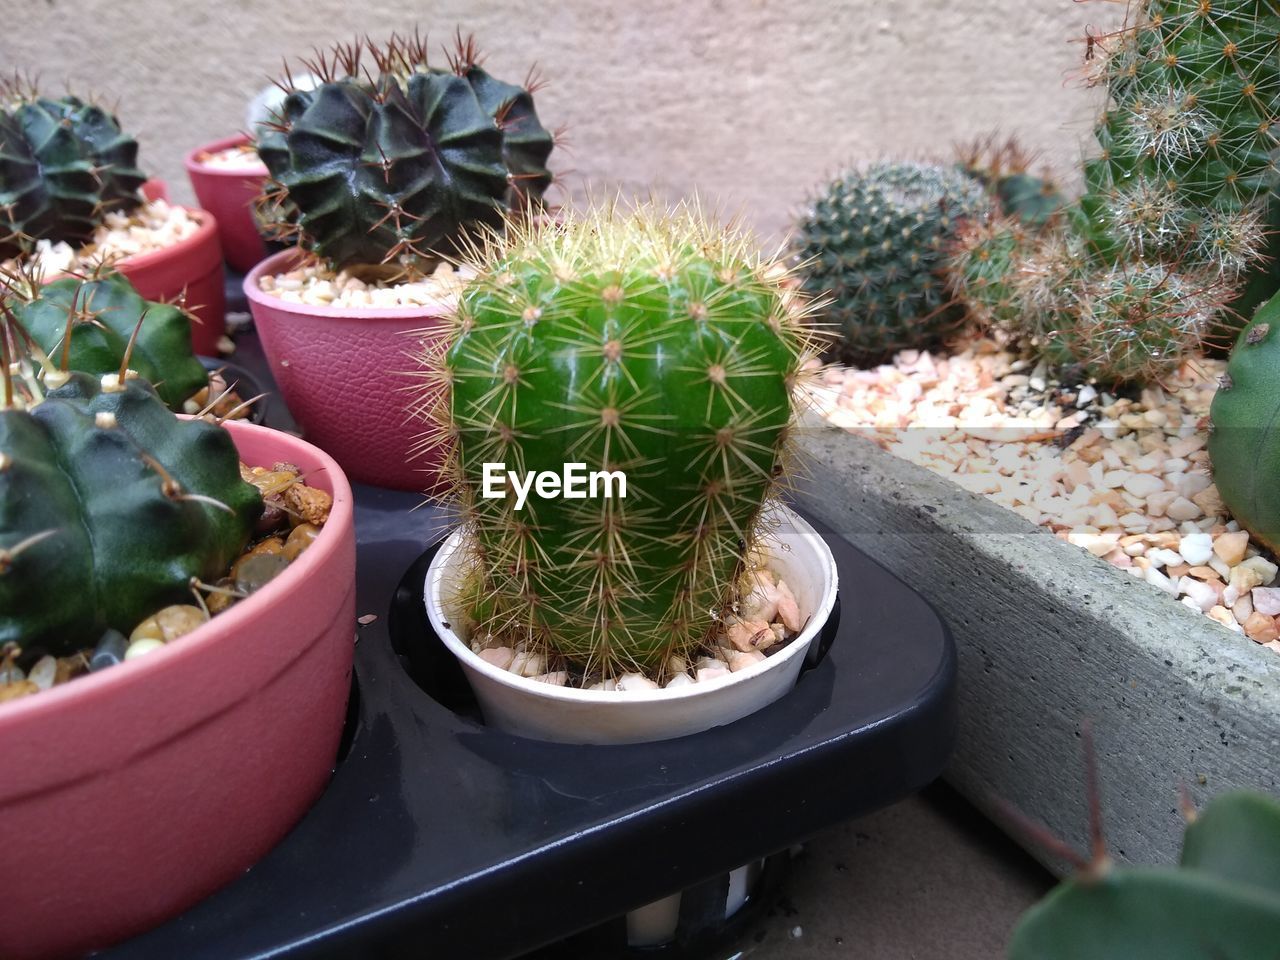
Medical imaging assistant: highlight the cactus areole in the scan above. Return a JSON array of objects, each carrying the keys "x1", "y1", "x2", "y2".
[
  {"x1": 255, "y1": 33, "x2": 555, "y2": 271},
  {"x1": 1209, "y1": 294, "x2": 1280, "y2": 553},
  {"x1": 423, "y1": 203, "x2": 820, "y2": 677}
]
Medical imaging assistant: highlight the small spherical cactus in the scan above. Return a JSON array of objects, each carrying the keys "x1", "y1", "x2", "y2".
[
  {"x1": 421, "y1": 202, "x2": 821, "y2": 678},
  {"x1": 1043, "y1": 260, "x2": 1223, "y2": 386},
  {"x1": 794, "y1": 161, "x2": 990, "y2": 367}
]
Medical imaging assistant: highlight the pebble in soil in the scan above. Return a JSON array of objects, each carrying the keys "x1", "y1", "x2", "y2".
[
  {"x1": 809, "y1": 339, "x2": 1280, "y2": 655},
  {"x1": 0, "y1": 461, "x2": 334, "y2": 704},
  {"x1": 257, "y1": 257, "x2": 475, "y2": 311}
]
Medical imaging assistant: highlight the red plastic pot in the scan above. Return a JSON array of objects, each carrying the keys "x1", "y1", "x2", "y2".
[
  {"x1": 244, "y1": 249, "x2": 449, "y2": 491},
  {"x1": 184, "y1": 134, "x2": 270, "y2": 274},
  {"x1": 0, "y1": 420, "x2": 356, "y2": 960}
]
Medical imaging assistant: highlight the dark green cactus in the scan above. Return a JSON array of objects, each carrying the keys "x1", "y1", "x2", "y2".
[
  {"x1": 1009, "y1": 791, "x2": 1280, "y2": 959},
  {"x1": 949, "y1": 217, "x2": 1035, "y2": 335},
  {"x1": 256, "y1": 33, "x2": 554, "y2": 270},
  {"x1": 957, "y1": 135, "x2": 1065, "y2": 228},
  {"x1": 1208, "y1": 296, "x2": 1280, "y2": 553},
  {"x1": 0, "y1": 322, "x2": 262, "y2": 656},
  {"x1": 0, "y1": 79, "x2": 146, "y2": 258},
  {"x1": 4, "y1": 270, "x2": 208, "y2": 410},
  {"x1": 794, "y1": 161, "x2": 990, "y2": 366},
  {"x1": 426, "y1": 203, "x2": 819, "y2": 676}
]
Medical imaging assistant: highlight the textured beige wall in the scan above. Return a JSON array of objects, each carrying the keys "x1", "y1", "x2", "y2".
[{"x1": 5, "y1": 0, "x2": 1116, "y2": 244}]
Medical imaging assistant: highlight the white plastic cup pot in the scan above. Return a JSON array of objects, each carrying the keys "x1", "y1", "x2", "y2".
[{"x1": 424, "y1": 502, "x2": 839, "y2": 746}]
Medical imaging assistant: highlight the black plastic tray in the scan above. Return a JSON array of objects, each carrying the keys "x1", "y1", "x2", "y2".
[{"x1": 102, "y1": 330, "x2": 958, "y2": 959}]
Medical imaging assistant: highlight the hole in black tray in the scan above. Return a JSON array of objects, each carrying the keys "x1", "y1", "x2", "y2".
[
  {"x1": 386, "y1": 541, "x2": 840, "y2": 724},
  {"x1": 331, "y1": 669, "x2": 362, "y2": 768},
  {"x1": 388, "y1": 543, "x2": 485, "y2": 722}
]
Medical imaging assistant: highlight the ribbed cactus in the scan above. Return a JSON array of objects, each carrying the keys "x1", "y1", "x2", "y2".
[
  {"x1": 794, "y1": 161, "x2": 989, "y2": 366},
  {"x1": 424, "y1": 203, "x2": 819, "y2": 676},
  {"x1": 3, "y1": 270, "x2": 208, "y2": 410},
  {"x1": 957, "y1": 135, "x2": 1065, "y2": 228},
  {"x1": 1208, "y1": 295, "x2": 1280, "y2": 552},
  {"x1": 0, "y1": 315, "x2": 262, "y2": 657},
  {"x1": 256, "y1": 33, "x2": 555, "y2": 270},
  {"x1": 1010, "y1": 791, "x2": 1280, "y2": 958},
  {"x1": 951, "y1": 1, "x2": 1280, "y2": 385},
  {"x1": 0, "y1": 78, "x2": 146, "y2": 259}
]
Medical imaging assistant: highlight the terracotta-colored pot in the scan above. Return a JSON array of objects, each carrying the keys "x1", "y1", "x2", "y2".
[
  {"x1": 244, "y1": 248, "x2": 449, "y2": 491},
  {"x1": 0, "y1": 421, "x2": 356, "y2": 960},
  {"x1": 184, "y1": 134, "x2": 270, "y2": 274}
]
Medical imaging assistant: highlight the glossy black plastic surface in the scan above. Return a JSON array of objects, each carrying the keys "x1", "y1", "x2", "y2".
[{"x1": 101, "y1": 330, "x2": 957, "y2": 960}]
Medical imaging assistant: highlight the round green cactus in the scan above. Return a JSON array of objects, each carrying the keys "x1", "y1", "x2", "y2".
[
  {"x1": 1209, "y1": 295, "x2": 1280, "y2": 553},
  {"x1": 0, "y1": 319, "x2": 262, "y2": 656},
  {"x1": 794, "y1": 161, "x2": 990, "y2": 367},
  {"x1": 4, "y1": 270, "x2": 208, "y2": 410},
  {"x1": 1044, "y1": 260, "x2": 1221, "y2": 385},
  {"x1": 424, "y1": 203, "x2": 819, "y2": 676},
  {"x1": 0, "y1": 79, "x2": 146, "y2": 258},
  {"x1": 256, "y1": 33, "x2": 555, "y2": 270}
]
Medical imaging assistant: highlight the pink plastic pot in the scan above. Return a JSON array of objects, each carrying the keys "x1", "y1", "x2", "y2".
[
  {"x1": 245, "y1": 249, "x2": 449, "y2": 491},
  {"x1": 114, "y1": 203, "x2": 227, "y2": 357},
  {"x1": 185, "y1": 134, "x2": 270, "y2": 274},
  {"x1": 0, "y1": 421, "x2": 356, "y2": 960}
]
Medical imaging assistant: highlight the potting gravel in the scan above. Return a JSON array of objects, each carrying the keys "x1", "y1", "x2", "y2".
[
  {"x1": 195, "y1": 144, "x2": 267, "y2": 171},
  {"x1": 4, "y1": 199, "x2": 202, "y2": 276},
  {"x1": 258, "y1": 259, "x2": 476, "y2": 310},
  {"x1": 468, "y1": 564, "x2": 806, "y2": 688},
  {"x1": 808, "y1": 341, "x2": 1280, "y2": 655}
]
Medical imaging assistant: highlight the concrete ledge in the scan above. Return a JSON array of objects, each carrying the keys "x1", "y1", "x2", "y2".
[{"x1": 794, "y1": 417, "x2": 1280, "y2": 873}]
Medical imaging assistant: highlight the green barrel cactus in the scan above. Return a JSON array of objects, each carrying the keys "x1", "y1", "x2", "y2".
[
  {"x1": 256, "y1": 33, "x2": 555, "y2": 270},
  {"x1": 1208, "y1": 295, "x2": 1280, "y2": 552},
  {"x1": 1010, "y1": 791, "x2": 1280, "y2": 959},
  {"x1": 0, "y1": 79, "x2": 146, "y2": 259},
  {"x1": 426, "y1": 203, "x2": 819, "y2": 676},
  {"x1": 0, "y1": 337, "x2": 262, "y2": 655},
  {"x1": 794, "y1": 161, "x2": 989, "y2": 366},
  {"x1": 5, "y1": 271, "x2": 208, "y2": 410}
]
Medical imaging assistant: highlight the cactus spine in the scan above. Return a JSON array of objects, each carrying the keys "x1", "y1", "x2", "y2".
[
  {"x1": 424, "y1": 203, "x2": 819, "y2": 677},
  {"x1": 794, "y1": 161, "x2": 990, "y2": 366},
  {"x1": 0, "y1": 311, "x2": 261, "y2": 657},
  {"x1": 3, "y1": 269, "x2": 208, "y2": 410},
  {"x1": 1208, "y1": 295, "x2": 1280, "y2": 552},
  {"x1": 256, "y1": 33, "x2": 555, "y2": 271},
  {"x1": 0, "y1": 78, "x2": 146, "y2": 258}
]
